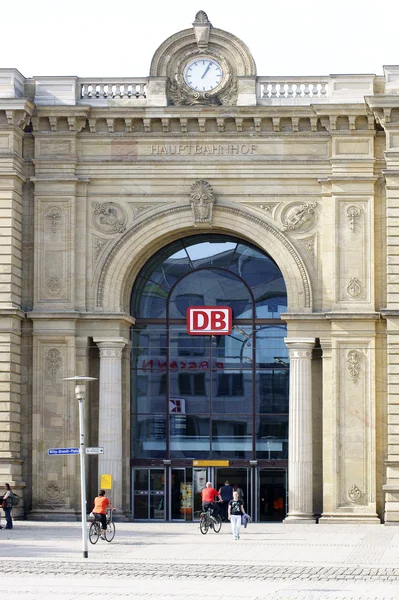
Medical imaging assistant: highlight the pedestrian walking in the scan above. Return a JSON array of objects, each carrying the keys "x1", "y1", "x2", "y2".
[
  {"x1": 218, "y1": 480, "x2": 233, "y2": 521},
  {"x1": 228, "y1": 491, "x2": 245, "y2": 540},
  {"x1": 2, "y1": 483, "x2": 13, "y2": 529}
]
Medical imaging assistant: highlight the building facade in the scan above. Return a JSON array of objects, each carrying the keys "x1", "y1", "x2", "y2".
[{"x1": 1, "y1": 11, "x2": 399, "y2": 523}]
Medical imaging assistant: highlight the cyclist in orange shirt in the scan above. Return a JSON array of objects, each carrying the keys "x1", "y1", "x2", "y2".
[{"x1": 92, "y1": 489, "x2": 114, "y2": 540}]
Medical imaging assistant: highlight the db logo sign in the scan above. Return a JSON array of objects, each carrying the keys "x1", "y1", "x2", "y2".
[{"x1": 187, "y1": 306, "x2": 232, "y2": 336}]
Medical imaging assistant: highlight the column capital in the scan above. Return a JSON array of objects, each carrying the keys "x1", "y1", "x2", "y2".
[
  {"x1": 284, "y1": 338, "x2": 316, "y2": 351},
  {"x1": 93, "y1": 337, "x2": 128, "y2": 348}
]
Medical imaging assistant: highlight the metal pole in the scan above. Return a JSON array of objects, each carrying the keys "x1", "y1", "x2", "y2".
[{"x1": 76, "y1": 384, "x2": 88, "y2": 559}]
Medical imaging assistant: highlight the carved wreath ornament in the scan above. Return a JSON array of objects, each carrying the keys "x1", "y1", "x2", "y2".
[
  {"x1": 282, "y1": 201, "x2": 317, "y2": 232},
  {"x1": 190, "y1": 180, "x2": 215, "y2": 226},
  {"x1": 93, "y1": 202, "x2": 127, "y2": 234}
]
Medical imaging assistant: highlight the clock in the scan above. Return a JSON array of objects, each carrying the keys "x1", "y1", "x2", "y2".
[{"x1": 183, "y1": 57, "x2": 223, "y2": 92}]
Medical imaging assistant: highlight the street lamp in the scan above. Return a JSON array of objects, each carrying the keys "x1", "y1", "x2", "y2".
[{"x1": 63, "y1": 375, "x2": 97, "y2": 559}]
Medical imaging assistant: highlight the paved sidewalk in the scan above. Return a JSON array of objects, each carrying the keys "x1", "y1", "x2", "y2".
[{"x1": 1, "y1": 521, "x2": 399, "y2": 599}]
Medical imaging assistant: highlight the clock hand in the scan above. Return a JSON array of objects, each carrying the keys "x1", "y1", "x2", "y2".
[{"x1": 201, "y1": 62, "x2": 211, "y2": 79}]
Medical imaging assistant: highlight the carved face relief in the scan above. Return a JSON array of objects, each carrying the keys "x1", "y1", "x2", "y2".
[{"x1": 190, "y1": 180, "x2": 215, "y2": 226}]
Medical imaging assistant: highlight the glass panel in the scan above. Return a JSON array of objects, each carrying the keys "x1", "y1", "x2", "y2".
[
  {"x1": 135, "y1": 277, "x2": 169, "y2": 319},
  {"x1": 171, "y1": 468, "x2": 194, "y2": 521},
  {"x1": 132, "y1": 370, "x2": 166, "y2": 413},
  {"x1": 149, "y1": 470, "x2": 165, "y2": 520},
  {"x1": 211, "y1": 415, "x2": 252, "y2": 458},
  {"x1": 168, "y1": 269, "x2": 252, "y2": 319},
  {"x1": 184, "y1": 238, "x2": 237, "y2": 268},
  {"x1": 259, "y1": 469, "x2": 287, "y2": 522},
  {"x1": 132, "y1": 324, "x2": 168, "y2": 367},
  {"x1": 170, "y1": 415, "x2": 210, "y2": 458},
  {"x1": 256, "y1": 370, "x2": 289, "y2": 413},
  {"x1": 212, "y1": 370, "x2": 252, "y2": 414},
  {"x1": 214, "y1": 325, "x2": 253, "y2": 369},
  {"x1": 133, "y1": 469, "x2": 148, "y2": 519},
  {"x1": 132, "y1": 414, "x2": 166, "y2": 458},
  {"x1": 169, "y1": 369, "x2": 210, "y2": 413},
  {"x1": 255, "y1": 415, "x2": 288, "y2": 459},
  {"x1": 255, "y1": 325, "x2": 288, "y2": 368}
]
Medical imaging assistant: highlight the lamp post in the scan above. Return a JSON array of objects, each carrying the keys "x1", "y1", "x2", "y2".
[{"x1": 63, "y1": 375, "x2": 97, "y2": 559}]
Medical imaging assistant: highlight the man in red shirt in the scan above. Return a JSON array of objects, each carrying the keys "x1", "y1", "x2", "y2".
[{"x1": 201, "y1": 482, "x2": 221, "y2": 518}]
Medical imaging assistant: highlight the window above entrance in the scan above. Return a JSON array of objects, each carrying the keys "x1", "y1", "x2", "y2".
[{"x1": 131, "y1": 235, "x2": 287, "y2": 319}]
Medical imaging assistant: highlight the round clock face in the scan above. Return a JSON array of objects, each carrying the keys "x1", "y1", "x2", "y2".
[{"x1": 183, "y1": 58, "x2": 223, "y2": 92}]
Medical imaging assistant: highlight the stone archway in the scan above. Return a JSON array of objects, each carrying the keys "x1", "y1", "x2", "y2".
[{"x1": 94, "y1": 204, "x2": 313, "y2": 314}]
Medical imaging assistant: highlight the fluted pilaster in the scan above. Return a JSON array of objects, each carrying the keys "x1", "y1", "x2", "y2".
[
  {"x1": 284, "y1": 338, "x2": 316, "y2": 523},
  {"x1": 94, "y1": 338, "x2": 127, "y2": 510}
]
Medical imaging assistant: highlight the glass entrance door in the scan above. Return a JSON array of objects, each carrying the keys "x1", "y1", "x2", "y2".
[
  {"x1": 170, "y1": 467, "x2": 208, "y2": 521},
  {"x1": 133, "y1": 468, "x2": 165, "y2": 520},
  {"x1": 258, "y1": 468, "x2": 287, "y2": 521}
]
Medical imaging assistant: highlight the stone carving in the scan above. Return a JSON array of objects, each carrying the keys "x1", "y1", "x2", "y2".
[
  {"x1": 299, "y1": 234, "x2": 317, "y2": 264},
  {"x1": 45, "y1": 206, "x2": 62, "y2": 234},
  {"x1": 44, "y1": 482, "x2": 63, "y2": 502},
  {"x1": 190, "y1": 180, "x2": 215, "y2": 226},
  {"x1": 193, "y1": 10, "x2": 210, "y2": 23},
  {"x1": 347, "y1": 277, "x2": 362, "y2": 298},
  {"x1": 46, "y1": 277, "x2": 62, "y2": 297},
  {"x1": 46, "y1": 348, "x2": 62, "y2": 381},
  {"x1": 282, "y1": 201, "x2": 318, "y2": 232},
  {"x1": 347, "y1": 484, "x2": 363, "y2": 503},
  {"x1": 93, "y1": 236, "x2": 108, "y2": 260},
  {"x1": 93, "y1": 202, "x2": 127, "y2": 234},
  {"x1": 346, "y1": 205, "x2": 361, "y2": 232},
  {"x1": 347, "y1": 349, "x2": 363, "y2": 383}
]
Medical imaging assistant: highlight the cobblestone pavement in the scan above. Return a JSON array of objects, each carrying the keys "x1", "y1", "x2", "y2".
[{"x1": 1, "y1": 522, "x2": 399, "y2": 599}]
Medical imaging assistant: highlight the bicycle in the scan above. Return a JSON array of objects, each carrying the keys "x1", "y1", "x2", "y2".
[
  {"x1": 89, "y1": 507, "x2": 116, "y2": 544},
  {"x1": 199, "y1": 506, "x2": 222, "y2": 535}
]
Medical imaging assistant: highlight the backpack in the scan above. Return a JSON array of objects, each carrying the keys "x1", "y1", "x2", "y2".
[{"x1": 10, "y1": 492, "x2": 19, "y2": 507}]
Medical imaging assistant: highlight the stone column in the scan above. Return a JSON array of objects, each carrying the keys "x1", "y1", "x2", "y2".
[
  {"x1": 94, "y1": 338, "x2": 127, "y2": 511},
  {"x1": 284, "y1": 338, "x2": 316, "y2": 523}
]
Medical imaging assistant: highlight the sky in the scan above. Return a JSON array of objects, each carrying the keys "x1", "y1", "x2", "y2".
[{"x1": 3, "y1": 0, "x2": 399, "y2": 79}]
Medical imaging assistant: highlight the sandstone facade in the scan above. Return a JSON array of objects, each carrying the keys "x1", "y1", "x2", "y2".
[{"x1": 1, "y1": 12, "x2": 398, "y2": 523}]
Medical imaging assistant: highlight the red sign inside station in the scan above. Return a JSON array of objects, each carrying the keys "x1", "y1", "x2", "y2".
[{"x1": 186, "y1": 306, "x2": 232, "y2": 336}]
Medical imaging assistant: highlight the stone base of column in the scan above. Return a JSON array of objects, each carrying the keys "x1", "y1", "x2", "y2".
[
  {"x1": 27, "y1": 508, "x2": 80, "y2": 521},
  {"x1": 319, "y1": 513, "x2": 381, "y2": 524},
  {"x1": 283, "y1": 514, "x2": 317, "y2": 524}
]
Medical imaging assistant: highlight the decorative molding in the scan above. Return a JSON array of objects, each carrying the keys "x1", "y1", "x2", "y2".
[
  {"x1": 347, "y1": 349, "x2": 363, "y2": 383},
  {"x1": 45, "y1": 277, "x2": 62, "y2": 297},
  {"x1": 346, "y1": 205, "x2": 361, "y2": 233},
  {"x1": 189, "y1": 180, "x2": 215, "y2": 226},
  {"x1": 93, "y1": 236, "x2": 109, "y2": 261},
  {"x1": 347, "y1": 277, "x2": 362, "y2": 298},
  {"x1": 347, "y1": 484, "x2": 363, "y2": 504},
  {"x1": 44, "y1": 206, "x2": 62, "y2": 234},
  {"x1": 44, "y1": 482, "x2": 63, "y2": 502},
  {"x1": 93, "y1": 202, "x2": 127, "y2": 234},
  {"x1": 46, "y1": 348, "x2": 62, "y2": 381},
  {"x1": 96, "y1": 204, "x2": 311, "y2": 309},
  {"x1": 298, "y1": 234, "x2": 317, "y2": 265},
  {"x1": 282, "y1": 201, "x2": 318, "y2": 232}
]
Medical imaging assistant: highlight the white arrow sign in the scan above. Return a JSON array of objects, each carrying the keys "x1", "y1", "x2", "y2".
[{"x1": 85, "y1": 447, "x2": 104, "y2": 454}]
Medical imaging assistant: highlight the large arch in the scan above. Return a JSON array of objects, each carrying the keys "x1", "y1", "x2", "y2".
[{"x1": 95, "y1": 204, "x2": 313, "y2": 314}]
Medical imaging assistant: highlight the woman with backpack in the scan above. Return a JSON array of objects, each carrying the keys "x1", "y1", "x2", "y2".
[{"x1": 3, "y1": 483, "x2": 13, "y2": 529}]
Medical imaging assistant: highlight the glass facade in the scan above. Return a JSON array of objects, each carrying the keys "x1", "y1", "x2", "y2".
[{"x1": 131, "y1": 235, "x2": 289, "y2": 462}]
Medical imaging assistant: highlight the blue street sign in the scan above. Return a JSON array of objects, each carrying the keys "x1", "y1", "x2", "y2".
[{"x1": 48, "y1": 447, "x2": 79, "y2": 455}]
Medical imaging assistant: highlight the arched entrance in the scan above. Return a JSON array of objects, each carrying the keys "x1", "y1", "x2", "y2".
[{"x1": 130, "y1": 234, "x2": 289, "y2": 521}]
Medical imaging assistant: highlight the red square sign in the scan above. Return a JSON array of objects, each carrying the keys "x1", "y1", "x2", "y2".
[{"x1": 187, "y1": 306, "x2": 232, "y2": 336}]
